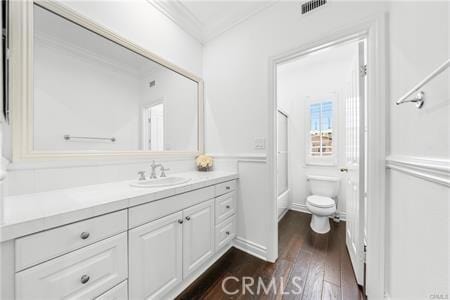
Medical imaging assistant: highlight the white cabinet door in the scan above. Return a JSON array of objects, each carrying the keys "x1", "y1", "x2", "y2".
[
  {"x1": 129, "y1": 212, "x2": 183, "y2": 300},
  {"x1": 182, "y1": 199, "x2": 215, "y2": 278}
]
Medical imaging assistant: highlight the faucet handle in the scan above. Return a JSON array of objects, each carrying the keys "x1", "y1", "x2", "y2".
[
  {"x1": 137, "y1": 171, "x2": 146, "y2": 181},
  {"x1": 160, "y1": 167, "x2": 170, "y2": 178}
]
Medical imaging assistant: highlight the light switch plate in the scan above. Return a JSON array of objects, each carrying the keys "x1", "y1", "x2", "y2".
[{"x1": 254, "y1": 138, "x2": 266, "y2": 150}]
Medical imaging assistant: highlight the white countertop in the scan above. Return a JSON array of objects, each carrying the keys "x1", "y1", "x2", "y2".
[{"x1": 0, "y1": 171, "x2": 238, "y2": 242}]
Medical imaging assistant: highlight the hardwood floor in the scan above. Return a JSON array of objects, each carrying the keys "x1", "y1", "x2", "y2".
[{"x1": 177, "y1": 211, "x2": 364, "y2": 300}]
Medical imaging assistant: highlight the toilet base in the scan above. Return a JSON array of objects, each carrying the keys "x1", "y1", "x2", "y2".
[{"x1": 310, "y1": 214, "x2": 330, "y2": 234}]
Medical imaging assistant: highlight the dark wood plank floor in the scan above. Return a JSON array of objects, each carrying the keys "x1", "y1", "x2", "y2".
[{"x1": 177, "y1": 211, "x2": 364, "y2": 300}]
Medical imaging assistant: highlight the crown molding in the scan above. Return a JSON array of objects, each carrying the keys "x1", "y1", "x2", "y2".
[
  {"x1": 147, "y1": 0, "x2": 204, "y2": 43},
  {"x1": 147, "y1": 0, "x2": 278, "y2": 44}
]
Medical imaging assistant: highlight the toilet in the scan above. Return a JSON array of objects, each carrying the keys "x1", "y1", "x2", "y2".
[{"x1": 306, "y1": 175, "x2": 340, "y2": 234}]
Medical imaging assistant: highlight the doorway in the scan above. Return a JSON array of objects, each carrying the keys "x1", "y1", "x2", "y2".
[
  {"x1": 142, "y1": 102, "x2": 164, "y2": 151},
  {"x1": 273, "y1": 37, "x2": 369, "y2": 295}
]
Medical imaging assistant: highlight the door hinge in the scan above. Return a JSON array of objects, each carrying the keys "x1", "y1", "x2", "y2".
[{"x1": 360, "y1": 64, "x2": 367, "y2": 77}]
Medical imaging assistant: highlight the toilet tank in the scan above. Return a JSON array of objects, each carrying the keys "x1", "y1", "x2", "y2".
[{"x1": 307, "y1": 175, "x2": 340, "y2": 198}]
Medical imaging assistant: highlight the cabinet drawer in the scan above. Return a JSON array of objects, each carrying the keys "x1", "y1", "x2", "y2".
[
  {"x1": 129, "y1": 186, "x2": 215, "y2": 228},
  {"x1": 15, "y1": 210, "x2": 127, "y2": 271},
  {"x1": 95, "y1": 280, "x2": 128, "y2": 300},
  {"x1": 215, "y1": 216, "x2": 236, "y2": 251},
  {"x1": 215, "y1": 192, "x2": 236, "y2": 224},
  {"x1": 16, "y1": 232, "x2": 128, "y2": 300},
  {"x1": 215, "y1": 180, "x2": 237, "y2": 197}
]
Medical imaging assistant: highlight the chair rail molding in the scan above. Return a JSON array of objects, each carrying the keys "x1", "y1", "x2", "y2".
[
  {"x1": 207, "y1": 153, "x2": 267, "y2": 163},
  {"x1": 386, "y1": 155, "x2": 450, "y2": 187}
]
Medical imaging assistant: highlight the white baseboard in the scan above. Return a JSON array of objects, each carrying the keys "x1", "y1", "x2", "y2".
[
  {"x1": 233, "y1": 236, "x2": 267, "y2": 261},
  {"x1": 290, "y1": 203, "x2": 346, "y2": 221},
  {"x1": 278, "y1": 208, "x2": 288, "y2": 222},
  {"x1": 167, "y1": 243, "x2": 233, "y2": 299},
  {"x1": 290, "y1": 202, "x2": 310, "y2": 214}
]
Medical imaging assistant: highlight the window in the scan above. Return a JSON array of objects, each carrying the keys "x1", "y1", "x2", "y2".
[{"x1": 309, "y1": 100, "x2": 334, "y2": 157}]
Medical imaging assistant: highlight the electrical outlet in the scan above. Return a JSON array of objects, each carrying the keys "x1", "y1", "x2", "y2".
[{"x1": 254, "y1": 138, "x2": 266, "y2": 150}]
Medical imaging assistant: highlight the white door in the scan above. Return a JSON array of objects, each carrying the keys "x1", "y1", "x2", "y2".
[
  {"x1": 129, "y1": 211, "x2": 183, "y2": 299},
  {"x1": 182, "y1": 199, "x2": 215, "y2": 278},
  {"x1": 342, "y1": 40, "x2": 366, "y2": 286},
  {"x1": 142, "y1": 103, "x2": 164, "y2": 151},
  {"x1": 277, "y1": 110, "x2": 289, "y2": 217}
]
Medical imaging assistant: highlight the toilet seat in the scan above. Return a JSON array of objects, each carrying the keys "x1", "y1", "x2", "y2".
[{"x1": 306, "y1": 195, "x2": 335, "y2": 208}]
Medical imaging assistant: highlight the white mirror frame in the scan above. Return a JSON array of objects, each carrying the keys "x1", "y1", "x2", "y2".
[{"x1": 9, "y1": 0, "x2": 204, "y2": 162}]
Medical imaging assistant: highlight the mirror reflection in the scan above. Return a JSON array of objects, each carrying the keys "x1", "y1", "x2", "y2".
[{"x1": 33, "y1": 4, "x2": 199, "y2": 152}]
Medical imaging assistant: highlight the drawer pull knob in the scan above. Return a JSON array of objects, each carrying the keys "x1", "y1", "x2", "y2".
[
  {"x1": 226, "y1": 186, "x2": 231, "y2": 190},
  {"x1": 185, "y1": 216, "x2": 191, "y2": 221},
  {"x1": 80, "y1": 232, "x2": 90, "y2": 240},
  {"x1": 226, "y1": 231, "x2": 230, "y2": 235},
  {"x1": 226, "y1": 205, "x2": 230, "y2": 209},
  {"x1": 178, "y1": 219, "x2": 184, "y2": 224},
  {"x1": 80, "y1": 275, "x2": 90, "y2": 284}
]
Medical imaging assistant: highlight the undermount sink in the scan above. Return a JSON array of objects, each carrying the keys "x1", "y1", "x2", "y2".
[{"x1": 130, "y1": 177, "x2": 191, "y2": 188}]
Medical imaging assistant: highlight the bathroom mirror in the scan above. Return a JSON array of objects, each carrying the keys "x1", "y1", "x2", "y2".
[{"x1": 9, "y1": 1, "x2": 203, "y2": 160}]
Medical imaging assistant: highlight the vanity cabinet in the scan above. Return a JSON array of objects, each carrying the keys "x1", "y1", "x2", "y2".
[
  {"x1": 16, "y1": 233, "x2": 128, "y2": 300},
  {"x1": 182, "y1": 199, "x2": 215, "y2": 278},
  {"x1": 128, "y1": 212, "x2": 183, "y2": 299},
  {"x1": 3, "y1": 177, "x2": 238, "y2": 300},
  {"x1": 129, "y1": 199, "x2": 215, "y2": 298}
]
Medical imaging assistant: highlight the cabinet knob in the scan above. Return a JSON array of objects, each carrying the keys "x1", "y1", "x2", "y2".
[
  {"x1": 226, "y1": 205, "x2": 230, "y2": 209},
  {"x1": 178, "y1": 219, "x2": 184, "y2": 224},
  {"x1": 185, "y1": 216, "x2": 191, "y2": 221},
  {"x1": 226, "y1": 231, "x2": 230, "y2": 235},
  {"x1": 80, "y1": 232, "x2": 90, "y2": 240},
  {"x1": 80, "y1": 275, "x2": 90, "y2": 284},
  {"x1": 226, "y1": 186, "x2": 231, "y2": 190}
]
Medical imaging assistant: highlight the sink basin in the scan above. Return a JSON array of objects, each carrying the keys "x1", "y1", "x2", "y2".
[{"x1": 130, "y1": 177, "x2": 191, "y2": 188}]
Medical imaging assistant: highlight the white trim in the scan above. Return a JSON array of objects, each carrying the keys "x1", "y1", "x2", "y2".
[
  {"x1": 146, "y1": 0, "x2": 203, "y2": 44},
  {"x1": 208, "y1": 153, "x2": 267, "y2": 163},
  {"x1": 9, "y1": 1, "x2": 205, "y2": 163},
  {"x1": 290, "y1": 203, "x2": 346, "y2": 221},
  {"x1": 386, "y1": 155, "x2": 450, "y2": 187},
  {"x1": 147, "y1": 0, "x2": 277, "y2": 44},
  {"x1": 233, "y1": 236, "x2": 267, "y2": 261},
  {"x1": 166, "y1": 243, "x2": 233, "y2": 299},
  {"x1": 268, "y1": 13, "x2": 387, "y2": 298},
  {"x1": 290, "y1": 203, "x2": 310, "y2": 214},
  {"x1": 278, "y1": 208, "x2": 288, "y2": 222}
]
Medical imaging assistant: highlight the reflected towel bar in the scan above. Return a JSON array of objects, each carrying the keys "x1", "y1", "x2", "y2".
[
  {"x1": 64, "y1": 135, "x2": 116, "y2": 142},
  {"x1": 396, "y1": 59, "x2": 449, "y2": 109}
]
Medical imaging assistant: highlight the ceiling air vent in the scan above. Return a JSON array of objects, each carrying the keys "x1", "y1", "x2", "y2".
[{"x1": 301, "y1": 0, "x2": 327, "y2": 14}]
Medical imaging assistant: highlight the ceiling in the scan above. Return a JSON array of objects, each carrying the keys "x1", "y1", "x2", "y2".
[{"x1": 148, "y1": 0, "x2": 277, "y2": 43}]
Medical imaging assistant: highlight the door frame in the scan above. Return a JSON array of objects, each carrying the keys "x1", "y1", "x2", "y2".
[{"x1": 267, "y1": 14, "x2": 387, "y2": 299}]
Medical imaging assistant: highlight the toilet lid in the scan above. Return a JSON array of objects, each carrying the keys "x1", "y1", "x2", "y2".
[{"x1": 307, "y1": 195, "x2": 335, "y2": 208}]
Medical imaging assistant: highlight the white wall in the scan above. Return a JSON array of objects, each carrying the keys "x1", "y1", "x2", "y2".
[
  {"x1": 61, "y1": 0, "x2": 203, "y2": 76},
  {"x1": 386, "y1": 2, "x2": 449, "y2": 299},
  {"x1": 204, "y1": 0, "x2": 388, "y2": 261},
  {"x1": 205, "y1": 1, "x2": 448, "y2": 298},
  {"x1": 277, "y1": 42, "x2": 358, "y2": 217},
  {"x1": 3, "y1": 0, "x2": 203, "y2": 196}
]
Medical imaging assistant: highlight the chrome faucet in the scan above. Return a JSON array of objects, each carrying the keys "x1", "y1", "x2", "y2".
[
  {"x1": 160, "y1": 166, "x2": 170, "y2": 177},
  {"x1": 150, "y1": 160, "x2": 161, "y2": 179}
]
